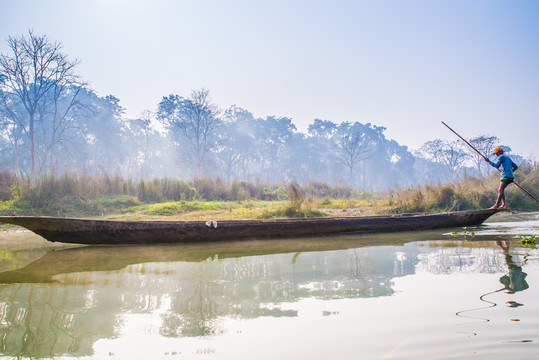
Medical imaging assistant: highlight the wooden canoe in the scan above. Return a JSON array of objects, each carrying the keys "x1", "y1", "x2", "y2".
[{"x1": 0, "y1": 209, "x2": 501, "y2": 245}]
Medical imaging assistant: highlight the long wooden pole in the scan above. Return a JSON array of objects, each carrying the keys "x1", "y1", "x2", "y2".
[{"x1": 441, "y1": 121, "x2": 539, "y2": 203}]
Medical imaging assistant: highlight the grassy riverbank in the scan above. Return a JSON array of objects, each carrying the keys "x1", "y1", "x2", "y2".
[
  {"x1": 0, "y1": 167, "x2": 537, "y2": 222},
  {"x1": 388, "y1": 165, "x2": 539, "y2": 213}
]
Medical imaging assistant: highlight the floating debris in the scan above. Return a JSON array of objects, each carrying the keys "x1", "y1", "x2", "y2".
[{"x1": 506, "y1": 301, "x2": 524, "y2": 308}]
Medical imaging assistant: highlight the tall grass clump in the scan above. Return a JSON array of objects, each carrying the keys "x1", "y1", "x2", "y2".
[
  {"x1": 303, "y1": 181, "x2": 355, "y2": 198},
  {"x1": 0, "y1": 169, "x2": 18, "y2": 201},
  {"x1": 3, "y1": 167, "x2": 535, "y2": 218},
  {"x1": 388, "y1": 179, "x2": 492, "y2": 213},
  {"x1": 158, "y1": 178, "x2": 197, "y2": 201},
  {"x1": 505, "y1": 165, "x2": 539, "y2": 211},
  {"x1": 0, "y1": 171, "x2": 356, "y2": 216},
  {"x1": 259, "y1": 183, "x2": 326, "y2": 218},
  {"x1": 388, "y1": 166, "x2": 539, "y2": 213},
  {"x1": 138, "y1": 179, "x2": 164, "y2": 203}
]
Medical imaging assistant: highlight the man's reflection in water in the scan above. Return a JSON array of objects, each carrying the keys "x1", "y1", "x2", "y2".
[
  {"x1": 496, "y1": 240, "x2": 529, "y2": 294},
  {"x1": 456, "y1": 240, "x2": 529, "y2": 323}
]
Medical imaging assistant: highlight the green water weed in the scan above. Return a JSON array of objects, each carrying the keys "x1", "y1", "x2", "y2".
[
  {"x1": 449, "y1": 227, "x2": 475, "y2": 238},
  {"x1": 519, "y1": 234, "x2": 536, "y2": 248}
]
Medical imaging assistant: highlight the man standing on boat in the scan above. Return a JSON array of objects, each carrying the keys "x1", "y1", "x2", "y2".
[{"x1": 485, "y1": 147, "x2": 518, "y2": 209}]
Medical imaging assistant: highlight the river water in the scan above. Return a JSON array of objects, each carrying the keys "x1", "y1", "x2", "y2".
[{"x1": 0, "y1": 212, "x2": 538, "y2": 359}]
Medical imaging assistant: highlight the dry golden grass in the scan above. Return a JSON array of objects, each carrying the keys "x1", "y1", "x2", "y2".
[{"x1": 1, "y1": 167, "x2": 537, "y2": 221}]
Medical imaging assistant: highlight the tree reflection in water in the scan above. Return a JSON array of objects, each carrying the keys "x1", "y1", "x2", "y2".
[
  {"x1": 0, "y1": 242, "x2": 409, "y2": 357},
  {"x1": 162, "y1": 263, "x2": 224, "y2": 337},
  {"x1": 0, "y1": 283, "x2": 119, "y2": 357},
  {"x1": 0, "y1": 237, "x2": 535, "y2": 358}
]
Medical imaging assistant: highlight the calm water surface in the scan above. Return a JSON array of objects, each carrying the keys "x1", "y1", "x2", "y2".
[{"x1": 0, "y1": 212, "x2": 538, "y2": 359}]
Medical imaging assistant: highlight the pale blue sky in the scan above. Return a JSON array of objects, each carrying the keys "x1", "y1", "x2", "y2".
[{"x1": 1, "y1": 0, "x2": 538, "y2": 157}]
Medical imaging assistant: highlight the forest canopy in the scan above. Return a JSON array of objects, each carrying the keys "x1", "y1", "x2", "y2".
[{"x1": 0, "y1": 31, "x2": 531, "y2": 190}]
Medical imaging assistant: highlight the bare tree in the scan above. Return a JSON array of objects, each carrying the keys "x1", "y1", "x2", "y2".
[
  {"x1": 469, "y1": 135, "x2": 499, "y2": 176},
  {"x1": 415, "y1": 139, "x2": 469, "y2": 181},
  {"x1": 157, "y1": 88, "x2": 221, "y2": 177},
  {"x1": 0, "y1": 30, "x2": 87, "y2": 178},
  {"x1": 440, "y1": 140, "x2": 469, "y2": 180},
  {"x1": 335, "y1": 123, "x2": 374, "y2": 186}
]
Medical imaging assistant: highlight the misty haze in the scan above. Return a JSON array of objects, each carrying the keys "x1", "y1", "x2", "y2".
[
  {"x1": 1, "y1": 31, "x2": 534, "y2": 195},
  {"x1": 1, "y1": 3, "x2": 539, "y2": 360}
]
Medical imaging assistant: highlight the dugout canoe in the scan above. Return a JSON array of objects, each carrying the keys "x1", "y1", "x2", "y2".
[{"x1": 0, "y1": 209, "x2": 501, "y2": 245}]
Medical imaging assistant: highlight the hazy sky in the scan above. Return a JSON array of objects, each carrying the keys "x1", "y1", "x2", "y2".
[{"x1": 1, "y1": 0, "x2": 538, "y2": 157}]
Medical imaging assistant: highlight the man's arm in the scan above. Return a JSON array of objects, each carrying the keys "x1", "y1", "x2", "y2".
[{"x1": 486, "y1": 158, "x2": 502, "y2": 168}]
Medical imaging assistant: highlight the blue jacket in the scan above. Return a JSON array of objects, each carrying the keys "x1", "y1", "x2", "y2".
[{"x1": 488, "y1": 154, "x2": 518, "y2": 178}]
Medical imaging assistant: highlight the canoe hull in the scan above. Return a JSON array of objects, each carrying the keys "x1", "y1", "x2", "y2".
[{"x1": 0, "y1": 209, "x2": 500, "y2": 245}]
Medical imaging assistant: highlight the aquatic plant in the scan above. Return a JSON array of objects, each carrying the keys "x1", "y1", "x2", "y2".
[
  {"x1": 449, "y1": 227, "x2": 475, "y2": 238},
  {"x1": 519, "y1": 234, "x2": 536, "y2": 248}
]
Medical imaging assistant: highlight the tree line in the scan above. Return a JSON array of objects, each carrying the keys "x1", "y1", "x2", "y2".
[{"x1": 0, "y1": 31, "x2": 531, "y2": 190}]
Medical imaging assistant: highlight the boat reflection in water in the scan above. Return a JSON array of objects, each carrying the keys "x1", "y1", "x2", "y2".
[{"x1": 0, "y1": 228, "x2": 537, "y2": 359}]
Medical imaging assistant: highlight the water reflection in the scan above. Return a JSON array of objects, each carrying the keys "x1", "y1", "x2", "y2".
[
  {"x1": 0, "y1": 229, "x2": 537, "y2": 358},
  {"x1": 496, "y1": 240, "x2": 529, "y2": 293},
  {"x1": 0, "y1": 235, "x2": 418, "y2": 358},
  {"x1": 455, "y1": 240, "x2": 530, "y2": 326}
]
